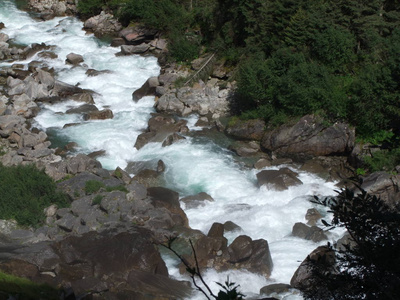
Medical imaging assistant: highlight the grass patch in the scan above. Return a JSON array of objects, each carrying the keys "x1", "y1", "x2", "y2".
[
  {"x1": 0, "y1": 271, "x2": 60, "y2": 299},
  {"x1": 92, "y1": 195, "x2": 103, "y2": 206},
  {"x1": 85, "y1": 180, "x2": 128, "y2": 195},
  {"x1": 0, "y1": 164, "x2": 70, "y2": 228},
  {"x1": 84, "y1": 180, "x2": 104, "y2": 194}
]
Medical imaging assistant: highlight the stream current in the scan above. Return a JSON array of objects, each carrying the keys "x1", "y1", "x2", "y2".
[{"x1": 0, "y1": 1, "x2": 341, "y2": 298}]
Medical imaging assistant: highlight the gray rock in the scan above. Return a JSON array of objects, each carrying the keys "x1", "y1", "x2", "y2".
[
  {"x1": 66, "y1": 53, "x2": 84, "y2": 65},
  {"x1": 260, "y1": 283, "x2": 292, "y2": 296},
  {"x1": 256, "y1": 168, "x2": 303, "y2": 190},
  {"x1": 126, "y1": 181, "x2": 148, "y2": 201},
  {"x1": 83, "y1": 108, "x2": 113, "y2": 120},
  {"x1": 305, "y1": 208, "x2": 322, "y2": 226},
  {"x1": 226, "y1": 119, "x2": 266, "y2": 141},
  {"x1": 162, "y1": 132, "x2": 186, "y2": 147},
  {"x1": 291, "y1": 246, "x2": 335, "y2": 289},
  {"x1": 261, "y1": 115, "x2": 355, "y2": 160},
  {"x1": 292, "y1": 222, "x2": 327, "y2": 242},
  {"x1": 55, "y1": 212, "x2": 78, "y2": 232},
  {"x1": 120, "y1": 44, "x2": 150, "y2": 55},
  {"x1": 361, "y1": 172, "x2": 400, "y2": 207},
  {"x1": 181, "y1": 192, "x2": 214, "y2": 209},
  {"x1": 66, "y1": 104, "x2": 98, "y2": 114},
  {"x1": 132, "y1": 76, "x2": 159, "y2": 101}
]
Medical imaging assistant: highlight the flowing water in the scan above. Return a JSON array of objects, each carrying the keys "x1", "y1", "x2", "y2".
[{"x1": 0, "y1": 2, "x2": 342, "y2": 298}]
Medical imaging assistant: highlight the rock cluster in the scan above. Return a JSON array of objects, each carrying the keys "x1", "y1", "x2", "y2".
[{"x1": 28, "y1": 0, "x2": 77, "y2": 19}]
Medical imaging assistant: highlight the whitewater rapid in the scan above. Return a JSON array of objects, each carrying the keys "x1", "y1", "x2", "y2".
[{"x1": 0, "y1": 1, "x2": 341, "y2": 298}]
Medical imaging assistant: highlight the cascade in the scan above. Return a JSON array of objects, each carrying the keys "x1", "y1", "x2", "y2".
[{"x1": 0, "y1": 1, "x2": 340, "y2": 298}]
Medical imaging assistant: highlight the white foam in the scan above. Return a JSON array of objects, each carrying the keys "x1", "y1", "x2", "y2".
[{"x1": 1, "y1": 2, "x2": 340, "y2": 298}]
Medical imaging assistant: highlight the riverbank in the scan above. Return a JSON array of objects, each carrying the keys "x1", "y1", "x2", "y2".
[{"x1": 0, "y1": 1, "x2": 399, "y2": 299}]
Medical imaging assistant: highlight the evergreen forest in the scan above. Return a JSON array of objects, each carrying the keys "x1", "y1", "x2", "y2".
[{"x1": 78, "y1": 0, "x2": 400, "y2": 142}]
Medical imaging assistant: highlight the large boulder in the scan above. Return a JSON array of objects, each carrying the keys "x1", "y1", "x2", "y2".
[
  {"x1": 225, "y1": 119, "x2": 266, "y2": 141},
  {"x1": 361, "y1": 172, "x2": 400, "y2": 208},
  {"x1": 120, "y1": 44, "x2": 150, "y2": 55},
  {"x1": 132, "y1": 76, "x2": 159, "y2": 101},
  {"x1": 83, "y1": 108, "x2": 114, "y2": 120},
  {"x1": 256, "y1": 168, "x2": 303, "y2": 190},
  {"x1": 292, "y1": 222, "x2": 327, "y2": 242},
  {"x1": 155, "y1": 81, "x2": 231, "y2": 117},
  {"x1": 119, "y1": 26, "x2": 158, "y2": 45},
  {"x1": 261, "y1": 115, "x2": 355, "y2": 160},
  {"x1": 0, "y1": 226, "x2": 192, "y2": 298},
  {"x1": 65, "y1": 53, "x2": 84, "y2": 65},
  {"x1": 180, "y1": 232, "x2": 273, "y2": 278},
  {"x1": 147, "y1": 186, "x2": 189, "y2": 227},
  {"x1": 291, "y1": 246, "x2": 335, "y2": 290},
  {"x1": 83, "y1": 11, "x2": 122, "y2": 37},
  {"x1": 134, "y1": 114, "x2": 188, "y2": 149}
]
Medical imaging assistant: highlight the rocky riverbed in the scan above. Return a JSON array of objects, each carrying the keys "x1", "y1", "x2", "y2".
[{"x1": 0, "y1": 1, "x2": 399, "y2": 299}]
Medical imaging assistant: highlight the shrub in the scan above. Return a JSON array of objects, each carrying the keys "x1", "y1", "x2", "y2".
[
  {"x1": 0, "y1": 164, "x2": 70, "y2": 228},
  {"x1": 364, "y1": 148, "x2": 400, "y2": 173},
  {"x1": 305, "y1": 185, "x2": 400, "y2": 299},
  {"x1": 84, "y1": 180, "x2": 105, "y2": 194},
  {"x1": 76, "y1": 0, "x2": 105, "y2": 18}
]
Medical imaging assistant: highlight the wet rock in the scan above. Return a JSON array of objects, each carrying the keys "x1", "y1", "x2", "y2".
[
  {"x1": 65, "y1": 53, "x2": 84, "y2": 65},
  {"x1": 223, "y1": 221, "x2": 242, "y2": 232},
  {"x1": 147, "y1": 187, "x2": 188, "y2": 227},
  {"x1": 162, "y1": 132, "x2": 186, "y2": 147},
  {"x1": 260, "y1": 283, "x2": 292, "y2": 296},
  {"x1": 292, "y1": 222, "x2": 327, "y2": 242},
  {"x1": 300, "y1": 156, "x2": 352, "y2": 182},
  {"x1": 228, "y1": 140, "x2": 265, "y2": 157},
  {"x1": 132, "y1": 76, "x2": 159, "y2": 101},
  {"x1": 305, "y1": 208, "x2": 323, "y2": 226},
  {"x1": 291, "y1": 246, "x2": 335, "y2": 290},
  {"x1": 254, "y1": 158, "x2": 272, "y2": 169},
  {"x1": 256, "y1": 168, "x2": 303, "y2": 190},
  {"x1": 66, "y1": 104, "x2": 98, "y2": 114},
  {"x1": 120, "y1": 44, "x2": 150, "y2": 55},
  {"x1": 361, "y1": 172, "x2": 400, "y2": 208},
  {"x1": 134, "y1": 114, "x2": 188, "y2": 149},
  {"x1": 83, "y1": 108, "x2": 113, "y2": 120},
  {"x1": 181, "y1": 192, "x2": 214, "y2": 209},
  {"x1": 207, "y1": 222, "x2": 225, "y2": 238}
]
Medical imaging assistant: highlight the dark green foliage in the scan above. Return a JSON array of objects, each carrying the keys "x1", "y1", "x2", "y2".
[
  {"x1": 77, "y1": 0, "x2": 400, "y2": 145},
  {"x1": 168, "y1": 31, "x2": 200, "y2": 62},
  {"x1": 0, "y1": 164, "x2": 70, "y2": 227},
  {"x1": 84, "y1": 180, "x2": 104, "y2": 194},
  {"x1": 77, "y1": 0, "x2": 106, "y2": 18},
  {"x1": 305, "y1": 185, "x2": 400, "y2": 299},
  {"x1": 363, "y1": 148, "x2": 400, "y2": 172},
  {"x1": 233, "y1": 48, "x2": 348, "y2": 125},
  {"x1": 216, "y1": 278, "x2": 244, "y2": 300}
]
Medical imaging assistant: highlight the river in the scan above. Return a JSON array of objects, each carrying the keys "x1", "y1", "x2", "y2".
[{"x1": 0, "y1": 1, "x2": 340, "y2": 298}]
